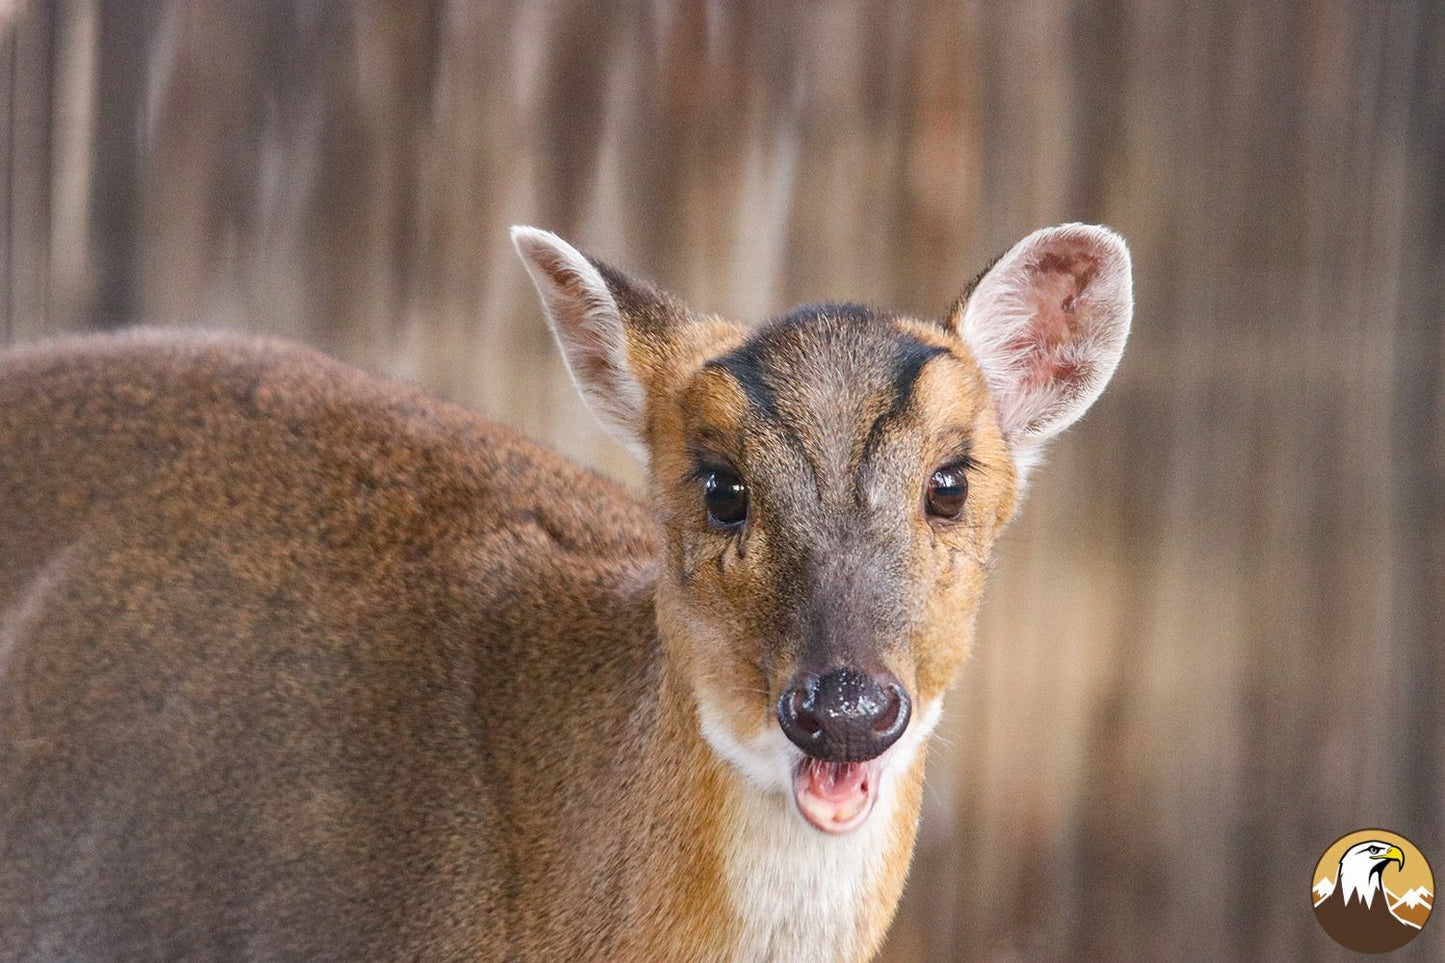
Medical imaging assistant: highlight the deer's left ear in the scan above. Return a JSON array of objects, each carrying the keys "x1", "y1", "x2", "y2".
[{"x1": 949, "y1": 223, "x2": 1132, "y2": 473}]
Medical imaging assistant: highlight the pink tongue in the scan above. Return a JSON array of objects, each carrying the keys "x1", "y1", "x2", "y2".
[
  {"x1": 804, "y1": 760, "x2": 868, "y2": 801},
  {"x1": 794, "y1": 759, "x2": 877, "y2": 834}
]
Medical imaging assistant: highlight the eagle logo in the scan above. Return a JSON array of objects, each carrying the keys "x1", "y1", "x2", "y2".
[{"x1": 1313, "y1": 829, "x2": 1433, "y2": 953}]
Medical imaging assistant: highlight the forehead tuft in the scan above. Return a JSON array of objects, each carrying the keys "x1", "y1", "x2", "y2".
[{"x1": 705, "y1": 303, "x2": 948, "y2": 423}]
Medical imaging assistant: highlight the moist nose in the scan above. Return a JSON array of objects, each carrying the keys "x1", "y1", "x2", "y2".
[{"x1": 776, "y1": 668, "x2": 911, "y2": 763}]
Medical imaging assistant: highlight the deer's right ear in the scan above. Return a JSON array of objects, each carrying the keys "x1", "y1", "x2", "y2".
[{"x1": 511, "y1": 227, "x2": 682, "y2": 458}]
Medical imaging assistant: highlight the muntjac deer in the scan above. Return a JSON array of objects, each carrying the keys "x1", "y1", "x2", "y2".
[{"x1": 0, "y1": 224, "x2": 1131, "y2": 962}]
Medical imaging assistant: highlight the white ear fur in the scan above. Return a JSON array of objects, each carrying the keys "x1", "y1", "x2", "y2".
[
  {"x1": 958, "y1": 223, "x2": 1132, "y2": 476},
  {"x1": 511, "y1": 226, "x2": 648, "y2": 457}
]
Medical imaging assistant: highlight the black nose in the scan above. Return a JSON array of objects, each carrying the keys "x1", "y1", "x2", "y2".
[{"x1": 776, "y1": 668, "x2": 911, "y2": 762}]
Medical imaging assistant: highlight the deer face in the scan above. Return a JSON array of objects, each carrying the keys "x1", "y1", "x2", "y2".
[{"x1": 514, "y1": 224, "x2": 1131, "y2": 834}]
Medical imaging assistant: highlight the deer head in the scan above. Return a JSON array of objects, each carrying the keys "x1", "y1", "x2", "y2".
[{"x1": 513, "y1": 224, "x2": 1131, "y2": 833}]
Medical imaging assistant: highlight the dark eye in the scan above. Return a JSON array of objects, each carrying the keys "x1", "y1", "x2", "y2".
[
  {"x1": 925, "y1": 463, "x2": 969, "y2": 519},
  {"x1": 703, "y1": 468, "x2": 749, "y2": 529}
]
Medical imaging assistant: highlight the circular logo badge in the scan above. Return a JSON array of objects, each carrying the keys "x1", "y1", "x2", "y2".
[{"x1": 1313, "y1": 829, "x2": 1433, "y2": 953}]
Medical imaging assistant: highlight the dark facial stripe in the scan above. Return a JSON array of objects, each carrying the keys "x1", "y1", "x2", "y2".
[
  {"x1": 706, "y1": 350, "x2": 781, "y2": 422},
  {"x1": 886, "y1": 339, "x2": 948, "y2": 419},
  {"x1": 859, "y1": 339, "x2": 948, "y2": 460}
]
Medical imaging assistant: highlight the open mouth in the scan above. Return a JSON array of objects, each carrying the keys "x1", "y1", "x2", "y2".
[{"x1": 792, "y1": 756, "x2": 883, "y2": 834}]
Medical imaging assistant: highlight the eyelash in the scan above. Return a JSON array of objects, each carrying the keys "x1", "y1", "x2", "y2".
[{"x1": 684, "y1": 461, "x2": 733, "y2": 486}]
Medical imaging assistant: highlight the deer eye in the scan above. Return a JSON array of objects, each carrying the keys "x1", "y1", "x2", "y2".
[
  {"x1": 925, "y1": 462, "x2": 969, "y2": 519},
  {"x1": 703, "y1": 468, "x2": 749, "y2": 529}
]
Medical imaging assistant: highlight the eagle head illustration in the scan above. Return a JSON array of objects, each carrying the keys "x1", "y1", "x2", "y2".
[{"x1": 1314, "y1": 840, "x2": 1419, "y2": 953}]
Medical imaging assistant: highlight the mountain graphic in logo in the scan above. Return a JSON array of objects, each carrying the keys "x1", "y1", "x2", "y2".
[
  {"x1": 1312, "y1": 829, "x2": 1433, "y2": 953},
  {"x1": 1390, "y1": 887, "x2": 1434, "y2": 929}
]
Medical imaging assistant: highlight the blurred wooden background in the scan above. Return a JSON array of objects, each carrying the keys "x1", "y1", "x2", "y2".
[{"x1": 2, "y1": 1, "x2": 1442, "y2": 960}]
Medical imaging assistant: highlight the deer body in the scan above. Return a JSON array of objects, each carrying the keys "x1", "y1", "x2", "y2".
[{"x1": 0, "y1": 224, "x2": 1132, "y2": 962}]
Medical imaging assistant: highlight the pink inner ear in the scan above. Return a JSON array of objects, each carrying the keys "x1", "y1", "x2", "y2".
[{"x1": 1004, "y1": 245, "x2": 1103, "y2": 400}]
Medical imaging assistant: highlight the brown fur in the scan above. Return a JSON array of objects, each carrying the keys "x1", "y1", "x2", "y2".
[
  {"x1": 0, "y1": 331, "x2": 738, "y2": 961},
  {"x1": 0, "y1": 321, "x2": 996, "y2": 962},
  {"x1": 0, "y1": 222, "x2": 1128, "y2": 962}
]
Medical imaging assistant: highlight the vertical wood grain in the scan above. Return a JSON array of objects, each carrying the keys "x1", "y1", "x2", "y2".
[{"x1": 1, "y1": 2, "x2": 1440, "y2": 959}]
